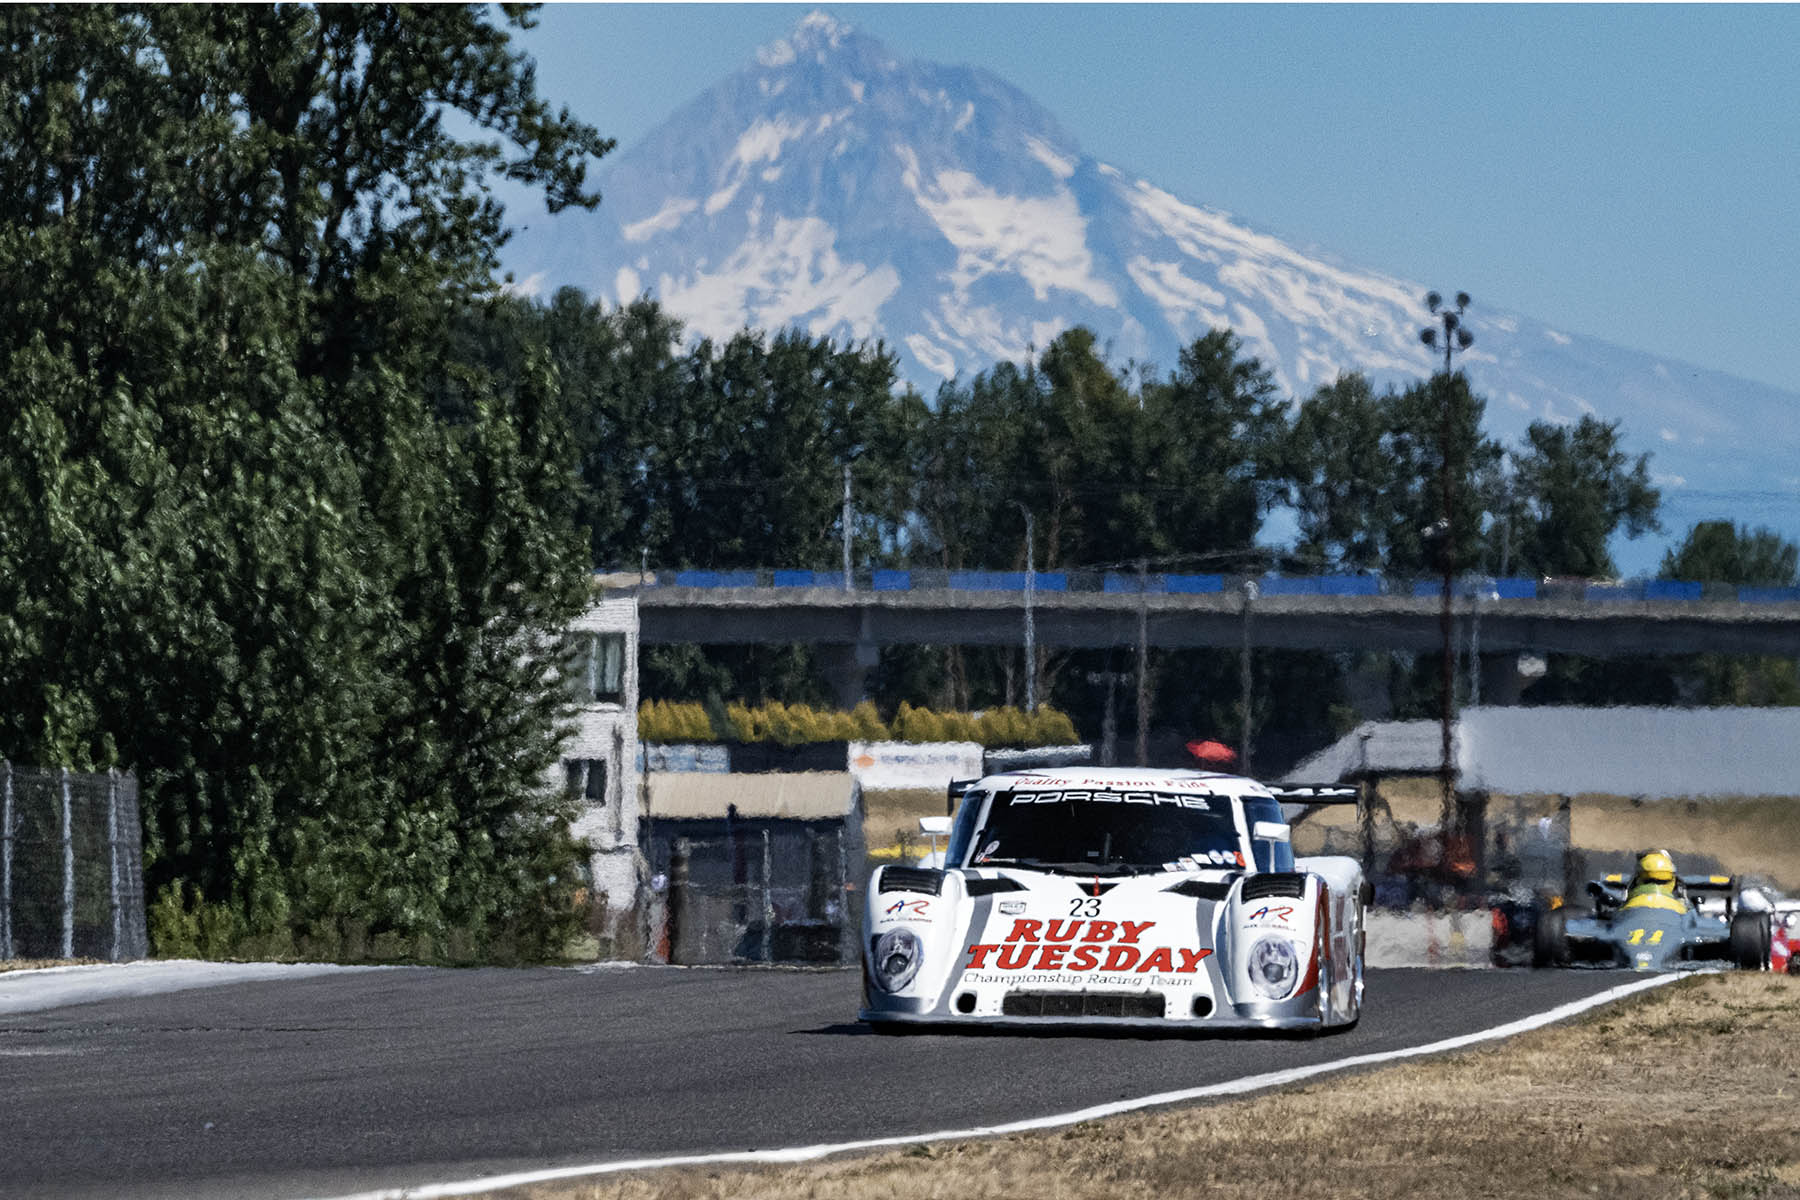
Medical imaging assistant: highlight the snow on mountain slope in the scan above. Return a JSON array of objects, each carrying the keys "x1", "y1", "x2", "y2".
[{"x1": 501, "y1": 12, "x2": 1800, "y2": 570}]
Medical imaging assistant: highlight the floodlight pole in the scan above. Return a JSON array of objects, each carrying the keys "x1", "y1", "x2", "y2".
[{"x1": 1421, "y1": 290, "x2": 1474, "y2": 835}]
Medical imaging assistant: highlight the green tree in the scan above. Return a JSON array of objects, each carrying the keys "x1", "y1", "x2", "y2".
[
  {"x1": 1376, "y1": 373, "x2": 1505, "y2": 577},
  {"x1": 1141, "y1": 329, "x2": 1289, "y2": 568},
  {"x1": 0, "y1": 5, "x2": 610, "y2": 955},
  {"x1": 1661, "y1": 520, "x2": 1797, "y2": 586},
  {"x1": 1658, "y1": 522, "x2": 1800, "y2": 706},
  {"x1": 1286, "y1": 373, "x2": 1392, "y2": 571},
  {"x1": 1509, "y1": 415, "x2": 1660, "y2": 578}
]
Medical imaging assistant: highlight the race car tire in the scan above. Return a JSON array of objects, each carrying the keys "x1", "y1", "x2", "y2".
[
  {"x1": 1729, "y1": 911, "x2": 1772, "y2": 970},
  {"x1": 1531, "y1": 903, "x2": 1569, "y2": 968}
]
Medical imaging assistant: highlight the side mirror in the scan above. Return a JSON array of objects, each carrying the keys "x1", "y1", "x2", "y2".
[
  {"x1": 1251, "y1": 820, "x2": 1291, "y2": 843},
  {"x1": 918, "y1": 816, "x2": 953, "y2": 836}
]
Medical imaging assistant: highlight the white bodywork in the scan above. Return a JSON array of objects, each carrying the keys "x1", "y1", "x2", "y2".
[{"x1": 859, "y1": 768, "x2": 1366, "y2": 1031}]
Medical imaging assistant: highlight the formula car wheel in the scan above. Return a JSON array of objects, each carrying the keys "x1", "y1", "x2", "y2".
[
  {"x1": 1730, "y1": 911, "x2": 1771, "y2": 970},
  {"x1": 1531, "y1": 903, "x2": 1569, "y2": 968}
]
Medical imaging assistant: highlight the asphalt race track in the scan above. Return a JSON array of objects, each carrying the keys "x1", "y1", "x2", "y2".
[{"x1": 2, "y1": 965, "x2": 1646, "y2": 1200}]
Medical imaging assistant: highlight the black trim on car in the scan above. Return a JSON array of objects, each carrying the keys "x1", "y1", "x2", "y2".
[
  {"x1": 879, "y1": 866, "x2": 944, "y2": 896},
  {"x1": 1240, "y1": 873, "x2": 1308, "y2": 900}
]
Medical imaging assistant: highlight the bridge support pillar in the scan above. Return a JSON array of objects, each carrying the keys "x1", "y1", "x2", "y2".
[
  {"x1": 819, "y1": 642, "x2": 880, "y2": 707},
  {"x1": 1344, "y1": 652, "x2": 1393, "y2": 721},
  {"x1": 1478, "y1": 652, "x2": 1544, "y2": 707}
]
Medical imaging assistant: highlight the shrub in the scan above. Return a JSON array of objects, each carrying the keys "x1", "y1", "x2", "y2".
[{"x1": 637, "y1": 699, "x2": 1078, "y2": 748}]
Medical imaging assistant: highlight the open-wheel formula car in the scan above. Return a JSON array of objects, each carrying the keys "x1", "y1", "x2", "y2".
[
  {"x1": 1532, "y1": 866, "x2": 1771, "y2": 971},
  {"x1": 859, "y1": 767, "x2": 1367, "y2": 1032}
]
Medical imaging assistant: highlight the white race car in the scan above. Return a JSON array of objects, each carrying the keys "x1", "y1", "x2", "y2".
[{"x1": 859, "y1": 767, "x2": 1367, "y2": 1032}]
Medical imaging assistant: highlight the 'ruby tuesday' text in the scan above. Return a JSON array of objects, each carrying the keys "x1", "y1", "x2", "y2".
[{"x1": 964, "y1": 917, "x2": 1213, "y2": 974}]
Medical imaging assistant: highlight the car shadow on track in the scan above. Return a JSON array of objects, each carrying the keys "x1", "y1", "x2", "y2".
[{"x1": 798, "y1": 1021, "x2": 1341, "y2": 1042}]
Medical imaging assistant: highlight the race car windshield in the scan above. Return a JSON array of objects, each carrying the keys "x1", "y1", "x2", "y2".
[{"x1": 964, "y1": 788, "x2": 1243, "y2": 873}]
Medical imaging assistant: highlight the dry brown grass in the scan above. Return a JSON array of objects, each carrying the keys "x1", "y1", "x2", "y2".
[
  {"x1": 861, "y1": 788, "x2": 946, "y2": 863},
  {"x1": 493, "y1": 973, "x2": 1800, "y2": 1200},
  {"x1": 1569, "y1": 796, "x2": 1800, "y2": 890}
]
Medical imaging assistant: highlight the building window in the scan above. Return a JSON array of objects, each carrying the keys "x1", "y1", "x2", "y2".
[
  {"x1": 567, "y1": 632, "x2": 625, "y2": 705},
  {"x1": 565, "y1": 758, "x2": 608, "y2": 807}
]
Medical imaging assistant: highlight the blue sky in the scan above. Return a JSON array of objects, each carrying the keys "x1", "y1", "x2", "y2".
[{"x1": 510, "y1": 3, "x2": 1800, "y2": 398}]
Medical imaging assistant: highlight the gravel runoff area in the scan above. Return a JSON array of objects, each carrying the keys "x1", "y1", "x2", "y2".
[{"x1": 490, "y1": 972, "x2": 1800, "y2": 1200}]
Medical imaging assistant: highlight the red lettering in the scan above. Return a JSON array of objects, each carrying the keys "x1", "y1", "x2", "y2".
[
  {"x1": 1082, "y1": 921, "x2": 1117, "y2": 943},
  {"x1": 1036, "y1": 945, "x2": 1068, "y2": 970},
  {"x1": 1068, "y1": 945, "x2": 1102, "y2": 971},
  {"x1": 1120, "y1": 920, "x2": 1155, "y2": 944},
  {"x1": 1005, "y1": 919, "x2": 1042, "y2": 943},
  {"x1": 965, "y1": 944, "x2": 999, "y2": 968},
  {"x1": 1101, "y1": 945, "x2": 1140, "y2": 971},
  {"x1": 1135, "y1": 948, "x2": 1176, "y2": 974},
  {"x1": 1043, "y1": 919, "x2": 1082, "y2": 943},
  {"x1": 998, "y1": 944, "x2": 1035, "y2": 969},
  {"x1": 1176, "y1": 948, "x2": 1213, "y2": 973}
]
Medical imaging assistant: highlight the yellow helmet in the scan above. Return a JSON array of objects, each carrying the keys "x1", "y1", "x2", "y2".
[{"x1": 1635, "y1": 850, "x2": 1676, "y2": 884}]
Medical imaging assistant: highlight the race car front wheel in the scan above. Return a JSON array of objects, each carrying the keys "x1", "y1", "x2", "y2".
[
  {"x1": 1531, "y1": 903, "x2": 1569, "y2": 968},
  {"x1": 1730, "y1": 911, "x2": 1772, "y2": 970}
]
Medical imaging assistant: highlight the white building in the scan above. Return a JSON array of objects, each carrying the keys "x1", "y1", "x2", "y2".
[{"x1": 561, "y1": 595, "x2": 642, "y2": 952}]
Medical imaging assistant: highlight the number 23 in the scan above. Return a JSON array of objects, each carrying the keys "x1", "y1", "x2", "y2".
[{"x1": 1069, "y1": 897, "x2": 1101, "y2": 917}]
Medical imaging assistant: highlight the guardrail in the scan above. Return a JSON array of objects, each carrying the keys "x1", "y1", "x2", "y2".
[{"x1": 609, "y1": 569, "x2": 1800, "y2": 606}]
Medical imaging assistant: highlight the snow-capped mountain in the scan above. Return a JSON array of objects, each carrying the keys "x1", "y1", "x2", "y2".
[{"x1": 502, "y1": 12, "x2": 1800, "y2": 571}]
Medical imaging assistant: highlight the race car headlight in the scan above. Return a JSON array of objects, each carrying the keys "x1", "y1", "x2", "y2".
[
  {"x1": 871, "y1": 927, "x2": 923, "y2": 993},
  {"x1": 1247, "y1": 935, "x2": 1300, "y2": 999}
]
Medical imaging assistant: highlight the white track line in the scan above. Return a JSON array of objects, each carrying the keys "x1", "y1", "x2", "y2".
[{"x1": 316, "y1": 973, "x2": 1685, "y2": 1200}]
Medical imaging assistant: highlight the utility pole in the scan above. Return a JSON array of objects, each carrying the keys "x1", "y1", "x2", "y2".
[
  {"x1": 1239, "y1": 577, "x2": 1257, "y2": 775},
  {"x1": 1135, "y1": 558, "x2": 1150, "y2": 766},
  {"x1": 1421, "y1": 290, "x2": 1475, "y2": 833},
  {"x1": 1012, "y1": 501, "x2": 1036, "y2": 712},
  {"x1": 841, "y1": 463, "x2": 853, "y2": 592},
  {"x1": 1085, "y1": 668, "x2": 1128, "y2": 766}
]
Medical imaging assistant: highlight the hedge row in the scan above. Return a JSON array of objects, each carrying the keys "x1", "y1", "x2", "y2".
[{"x1": 636, "y1": 700, "x2": 1079, "y2": 749}]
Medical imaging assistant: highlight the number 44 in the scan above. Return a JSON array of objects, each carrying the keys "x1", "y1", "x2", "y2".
[{"x1": 1627, "y1": 928, "x2": 1665, "y2": 945}]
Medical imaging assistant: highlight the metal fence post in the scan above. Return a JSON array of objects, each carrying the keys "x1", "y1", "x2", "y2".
[
  {"x1": 108, "y1": 769, "x2": 122, "y2": 962},
  {"x1": 667, "y1": 838, "x2": 689, "y2": 966},
  {"x1": 1, "y1": 760, "x2": 12, "y2": 961},
  {"x1": 60, "y1": 767, "x2": 74, "y2": 960},
  {"x1": 760, "y1": 829, "x2": 773, "y2": 963}
]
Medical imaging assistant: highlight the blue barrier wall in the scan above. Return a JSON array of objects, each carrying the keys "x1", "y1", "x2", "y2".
[{"x1": 623, "y1": 569, "x2": 1787, "y2": 607}]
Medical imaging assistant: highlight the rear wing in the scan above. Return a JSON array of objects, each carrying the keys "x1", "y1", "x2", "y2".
[
  {"x1": 1591, "y1": 871, "x2": 1738, "y2": 910},
  {"x1": 1267, "y1": 784, "x2": 1360, "y2": 805},
  {"x1": 947, "y1": 778, "x2": 977, "y2": 816}
]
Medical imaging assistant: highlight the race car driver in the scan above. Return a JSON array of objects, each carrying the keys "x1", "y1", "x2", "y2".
[{"x1": 1624, "y1": 850, "x2": 1684, "y2": 911}]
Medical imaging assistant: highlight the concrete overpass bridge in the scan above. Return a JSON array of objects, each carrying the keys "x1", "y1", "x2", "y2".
[{"x1": 613, "y1": 568, "x2": 1800, "y2": 706}]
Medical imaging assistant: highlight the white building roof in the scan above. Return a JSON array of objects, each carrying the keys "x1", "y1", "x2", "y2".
[{"x1": 1287, "y1": 706, "x2": 1800, "y2": 800}]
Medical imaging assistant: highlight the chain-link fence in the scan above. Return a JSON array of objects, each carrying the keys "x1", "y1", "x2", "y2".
[
  {"x1": 651, "y1": 823, "x2": 858, "y2": 966},
  {"x1": 1, "y1": 764, "x2": 148, "y2": 962}
]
